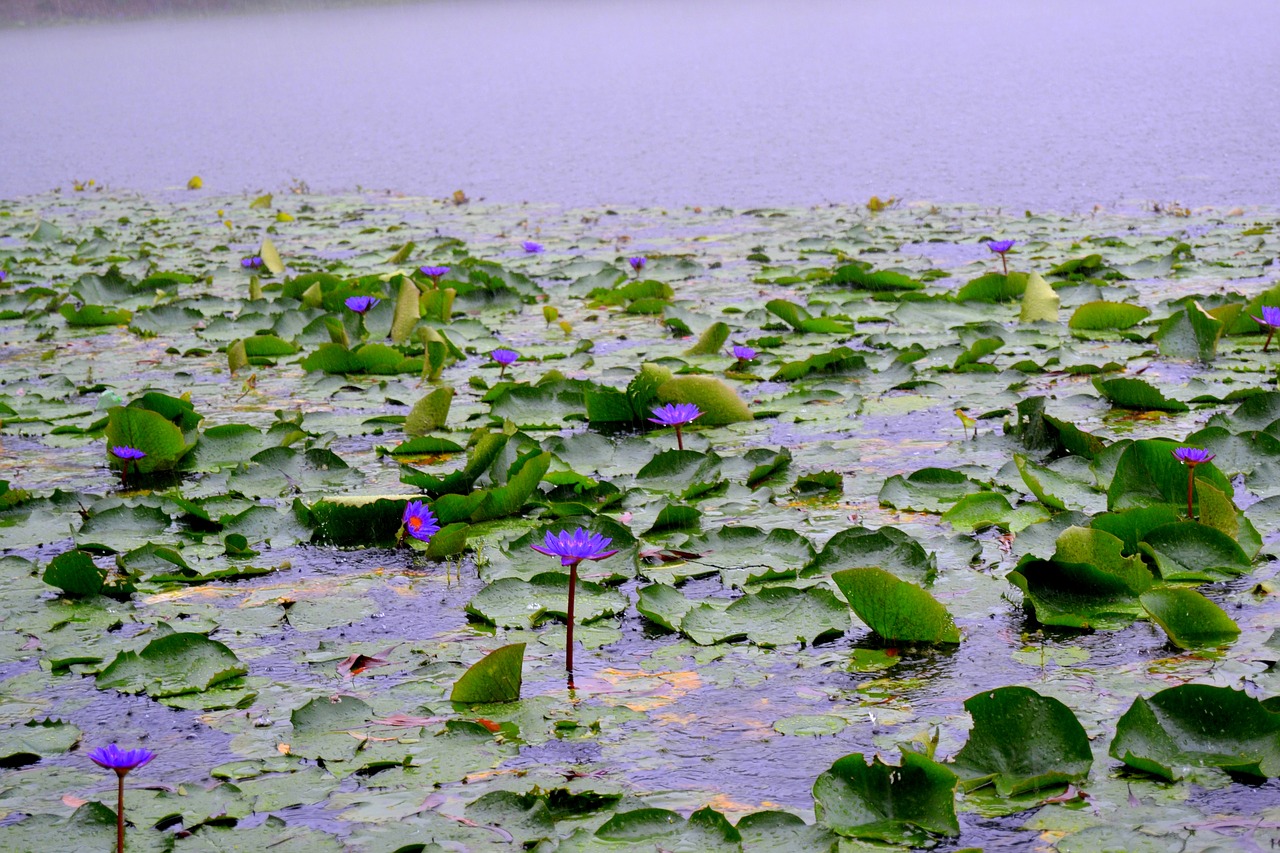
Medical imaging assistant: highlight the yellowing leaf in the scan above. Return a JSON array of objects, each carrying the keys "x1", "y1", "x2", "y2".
[
  {"x1": 1019, "y1": 271, "x2": 1059, "y2": 322},
  {"x1": 275, "y1": 210, "x2": 294, "y2": 222},
  {"x1": 187, "y1": 175, "x2": 203, "y2": 190},
  {"x1": 259, "y1": 238, "x2": 285, "y2": 275},
  {"x1": 249, "y1": 193, "x2": 273, "y2": 209}
]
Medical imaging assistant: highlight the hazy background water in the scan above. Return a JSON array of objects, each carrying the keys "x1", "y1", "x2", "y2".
[{"x1": 1, "y1": 0, "x2": 1276, "y2": 209}]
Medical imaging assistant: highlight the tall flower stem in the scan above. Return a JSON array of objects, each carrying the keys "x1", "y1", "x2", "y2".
[
  {"x1": 1186, "y1": 467, "x2": 1196, "y2": 520},
  {"x1": 116, "y1": 772, "x2": 126, "y2": 853},
  {"x1": 674, "y1": 425, "x2": 684, "y2": 451},
  {"x1": 1000, "y1": 255, "x2": 1008, "y2": 276},
  {"x1": 1266, "y1": 329, "x2": 1274, "y2": 353},
  {"x1": 566, "y1": 559, "x2": 579, "y2": 687}
]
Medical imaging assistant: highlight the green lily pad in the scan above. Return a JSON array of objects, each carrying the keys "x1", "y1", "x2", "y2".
[
  {"x1": 805, "y1": 526, "x2": 935, "y2": 585},
  {"x1": 1093, "y1": 377, "x2": 1189, "y2": 413},
  {"x1": 465, "y1": 572, "x2": 628, "y2": 628},
  {"x1": 1069, "y1": 300, "x2": 1151, "y2": 330},
  {"x1": 1138, "y1": 522, "x2": 1252, "y2": 582},
  {"x1": 951, "y1": 686, "x2": 1092, "y2": 796},
  {"x1": 1140, "y1": 588, "x2": 1240, "y2": 649},
  {"x1": 450, "y1": 642, "x2": 525, "y2": 704},
  {"x1": 1110, "y1": 684, "x2": 1280, "y2": 780},
  {"x1": 813, "y1": 751, "x2": 960, "y2": 842},
  {"x1": 679, "y1": 585, "x2": 849, "y2": 647},
  {"x1": 831, "y1": 567, "x2": 960, "y2": 644},
  {"x1": 96, "y1": 632, "x2": 247, "y2": 698},
  {"x1": 878, "y1": 467, "x2": 983, "y2": 513}
]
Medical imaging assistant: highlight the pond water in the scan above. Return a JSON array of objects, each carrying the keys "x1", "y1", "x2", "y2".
[{"x1": 2, "y1": 0, "x2": 1277, "y2": 209}]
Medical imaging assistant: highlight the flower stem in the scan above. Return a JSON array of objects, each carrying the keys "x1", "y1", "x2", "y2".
[
  {"x1": 116, "y1": 772, "x2": 125, "y2": 853},
  {"x1": 675, "y1": 425, "x2": 684, "y2": 451},
  {"x1": 1266, "y1": 329, "x2": 1274, "y2": 353},
  {"x1": 1186, "y1": 466, "x2": 1196, "y2": 520},
  {"x1": 1001, "y1": 254, "x2": 1008, "y2": 276},
  {"x1": 565, "y1": 560, "x2": 578, "y2": 679}
]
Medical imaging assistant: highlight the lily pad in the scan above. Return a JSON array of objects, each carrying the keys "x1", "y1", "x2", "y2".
[
  {"x1": 1110, "y1": 684, "x2": 1280, "y2": 780},
  {"x1": 812, "y1": 751, "x2": 960, "y2": 842},
  {"x1": 1140, "y1": 587, "x2": 1240, "y2": 649},
  {"x1": 831, "y1": 567, "x2": 960, "y2": 644},
  {"x1": 951, "y1": 686, "x2": 1092, "y2": 796},
  {"x1": 96, "y1": 632, "x2": 247, "y2": 698}
]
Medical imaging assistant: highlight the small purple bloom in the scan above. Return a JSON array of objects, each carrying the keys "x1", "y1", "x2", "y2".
[
  {"x1": 241, "y1": 256, "x2": 263, "y2": 269},
  {"x1": 88, "y1": 744, "x2": 155, "y2": 776},
  {"x1": 648, "y1": 402, "x2": 703, "y2": 427},
  {"x1": 402, "y1": 500, "x2": 441, "y2": 543},
  {"x1": 628, "y1": 256, "x2": 647, "y2": 273},
  {"x1": 531, "y1": 528, "x2": 619, "y2": 567},
  {"x1": 522, "y1": 241, "x2": 544, "y2": 254},
  {"x1": 732, "y1": 345, "x2": 757, "y2": 362},
  {"x1": 1172, "y1": 447, "x2": 1215, "y2": 466},
  {"x1": 1251, "y1": 306, "x2": 1280, "y2": 329},
  {"x1": 345, "y1": 296, "x2": 381, "y2": 315},
  {"x1": 420, "y1": 266, "x2": 451, "y2": 283},
  {"x1": 110, "y1": 446, "x2": 146, "y2": 461},
  {"x1": 0, "y1": 270, "x2": 7, "y2": 282},
  {"x1": 987, "y1": 240, "x2": 1016, "y2": 254},
  {"x1": 491, "y1": 348, "x2": 519, "y2": 367}
]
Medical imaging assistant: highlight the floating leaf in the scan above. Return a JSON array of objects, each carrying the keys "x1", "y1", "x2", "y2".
[
  {"x1": 97, "y1": 633, "x2": 247, "y2": 698},
  {"x1": 831, "y1": 568, "x2": 960, "y2": 644},
  {"x1": 450, "y1": 643, "x2": 525, "y2": 704},
  {"x1": 1094, "y1": 377, "x2": 1188, "y2": 413},
  {"x1": 654, "y1": 376, "x2": 753, "y2": 425},
  {"x1": 813, "y1": 752, "x2": 959, "y2": 842},
  {"x1": 1110, "y1": 685, "x2": 1280, "y2": 780},
  {"x1": 1069, "y1": 301, "x2": 1151, "y2": 330},
  {"x1": 951, "y1": 686, "x2": 1092, "y2": 796},
  {"x1": 1138, "y1": 522, "x2": 1251, "y2": 582},
  {"x1": 1019, "y1": 272, "x2": 1059, "y2": 322},
  {"x1": 405, "y1": 386, "x2": 454, "y2": 435},
  {"x1": 1140, "y1": 588, "x2": 1240, "y2": 649},
  {"x1": 1152, "y1": 301, "x2": 1222, "y2": 362},
  {"x1": 680, "y1": 585, "x2": 848, "y2": 647},
  {"x1": 260, "y1": 238, "x2": 285, "y2": 275}
]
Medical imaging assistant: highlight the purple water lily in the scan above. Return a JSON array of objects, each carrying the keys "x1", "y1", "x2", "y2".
[
  {"x1": 1172, "y1": 446, "x2": 1216, "y2": 520},
  {"x1": 109, "y1": 445, "x2": 145, "y2": 487},
  {"x1": 88, "y1": 744, "x2": 155, "y2": 853},
  {"x1": 522, "y1": 241, "x2": 544, "y2": 254},
  {"x1": 345, "y1": 296, "x2": 381, "y2": 315},
  {"x1": 649, "y1": 402, "x2": 703, "y2": 451},
  {"x1": 531, "y1": 528, "x2": 618, "y2": 683},
  {"x1": 628, "y1": 256, "x2": 647, "y2": 275},
  {"x1": 240, "y1": 256, "x2": 263, "y2": 269},
  {"x1": 420, "y1": 266, "x2": 450, "y2": 286},
  {"x1": 401, "y1": 500, "x2": 441, "y2": 544},
  {"x1": 0, "y1": 270, "x2": 7, "y2": 282},
  {"x1": 987, "y1": 239, "x2": 1015, "y2": 275},
  {"x1": 731, "y1": 345, "x2": 757, "y2": 363},
  {"x1": 1251, "y1": 305, "x2": 1280, "y2": 352},
  {"x1": 492, "y1": 348, "x2": 519, "y2": 378}
]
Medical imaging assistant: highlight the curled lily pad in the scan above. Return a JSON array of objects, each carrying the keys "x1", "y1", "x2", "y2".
[
  {"x1": 1110, "y1": 684, "x2": 1280, "y2": 780},
  {"x1": 813, "y1": 751, "x2": 959, "y2": 842},
  {"x1": 450, "y1": 643, "x2": 525, "y2": 704},
  {"x1": 951, "y1": 686, "x2": 1092, "y2": 796},
  {"x1": 96, "y1": 632, "x2": 247, "y2": 698},
  {"x1": 1140, "y1": 588, "x2": 1240, "y2": 649},
  {"x1": 831, "y1": 567, "x2": 960, "y2": 645}
]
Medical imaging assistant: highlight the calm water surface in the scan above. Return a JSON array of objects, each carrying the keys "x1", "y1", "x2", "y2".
[{"x1": 1, "y1": 0, "x2": 1277, "y2": 208}]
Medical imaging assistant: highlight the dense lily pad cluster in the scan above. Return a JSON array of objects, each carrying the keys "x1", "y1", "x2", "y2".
[{"x1": 0, "y1": 189, "x2": 1279, "y2": 849}]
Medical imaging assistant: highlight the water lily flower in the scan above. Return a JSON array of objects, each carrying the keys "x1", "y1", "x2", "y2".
[
  {"x1": 420, "y1": 266, "x2": 450, "y2": 286},
  {"x1": 109, "y1": 445, "x2": 145, "y2": 487},
  {"x1": 731, "y1": 345, "x2": 757, "y2": 363},
  {"x1": 1172, "y1": 446, "x2": 1215, "y2": 520},
  {"x1": 987, "y1": 239, "x2": 1015, "y2": 275},
  {"x1": 1251, "y1": 305, "x2": 1280, "y2": 352},
  {"x1": 345, "y1": 296, "x2": 381, "y2": 315},
  {"x1": 492, "y1": 348, "x2": 519, "y2": 378},
  {"x1": 0, "y1": 270, "x2": 7, "y2": 282},
  {"x1": 530, "y1": 528, "x2": 618, "y2": 682},
  {"x1": 401, "y1": 500, "x2": 441, "y2": 543},
  {"x1": 649, "y1": 402, "x2": 703, "y2": 451},
  {"x1": 522, "y1": 241, "x2": 544, "y2": 254},
  {"x1": 240, "y1": 256, "x2": 263, "y2": 269},
  {"x1": 88, "y1": 744, "x2": 155, "y2": 853},
  {"x1": 628, "y1": 256, "x2": 647, "y2": 275}
]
